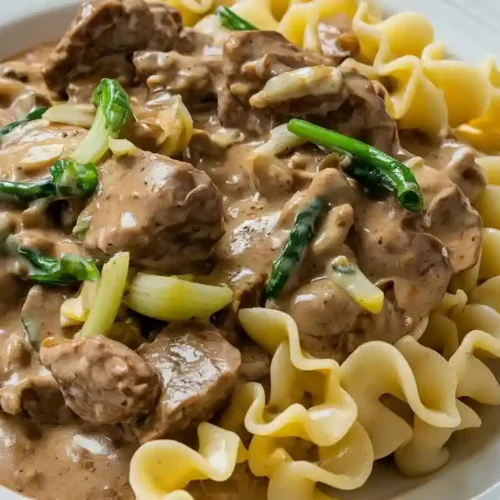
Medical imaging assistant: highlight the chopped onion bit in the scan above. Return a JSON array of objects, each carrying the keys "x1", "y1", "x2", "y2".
[
  {"x1": 327, "y1": 255, "x2": 384, "y2": 314},
  {"x1": 60, "y1": 297, "x2": 87, "y2": 327},
  {"x1": 125, "y1": 273, "x2": 233, "y2": 321},
  {"x1": 43, "y1": 104, "x2": 96, "y2": 128},
  {"x1": 158, "y1": 96, "x2": 193, "y2": 157},
  {"x1": 254, "y1": 123, "x2": 307, "y2": 157},
  {"x1": 249, "y1": 66, "x2": 343, "y2": 109},
  {"x1": 59, "y1": 280, "x2": 99, "y2": 328},
  {"x1": 79, "y1": 252, "x2": 130, "y2": 337},
  {"x1": 20, "y1": 144, "x2": 64, "y2": 170}
]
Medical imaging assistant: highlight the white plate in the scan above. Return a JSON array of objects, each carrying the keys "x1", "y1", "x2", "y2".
[{"x1": 0, "y1": 1, "x2": 499, "y2": 499}]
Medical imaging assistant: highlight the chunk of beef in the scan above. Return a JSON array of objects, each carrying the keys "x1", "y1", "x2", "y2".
[
  {"x1": 279, "y1": 186, "x2": 453, "y2": 361},
  {"x1": 0, "y1": 374, "x2": 72, "y2": 424},
  {"x1": 412, "y1": 163, "x2": 483, "y2": 274},
  {"x1": 0, "y1": 268, "x2": 26, "y2": 317},
  {"x1": 283, "y1": 153, "x2": 484, "y2": 362},
  {"x1": 43, "y1": 0, "x2": 183, "y2": 95},
  {"x1": 239, "y1": 343, "x2": 271, "y2": 382},
  {"x1": 283, "y1": 280, "x2": 397, "y2": 361},
  {"x1": 219, "y1": 31, "x2": 398, "y2": 152},
  {"x1": 133, "y1": 50, "x2": 223, "y2": 106},
  {"x1": 133, "y1": 322, "x2": 241, "y2": 443},
  {"x1": 219, "y1": 31, "x2": 332, "y2": 134},
  {"x1": 83, "y1": 151, "x2": 224, "y2": 273},
  {"x1": 332, "y1": 70, "x2": 399, "y2": 153},
  {"x1": 40, "y1": 335, "x2": 160, "y2": 424},
  {"x1": 223, "y1": 31, "x2": 334, "y2": 103},
  {"x1": 215, "y1": 271, "x2": 267, "y2": 345},
  {"x1": 401, "y1": 133, "x2": 487, "y2": 203},
  {"x1": 174, "y1": 28, "x2": 222, "y2": 56}
]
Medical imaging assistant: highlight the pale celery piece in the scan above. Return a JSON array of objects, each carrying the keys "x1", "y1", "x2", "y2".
[
  {"x1": 125, "y1": 273, "x2": 233, "y2": 321},
  {"x1": 109, "y1": 137, "x2": 138, "y2": 157},
  {"x1": 327, "y1": 255, "x2": 384, "y2": 314},
  {"x1": 79, "y1": 252, "x2": 130, "y2": 337}
]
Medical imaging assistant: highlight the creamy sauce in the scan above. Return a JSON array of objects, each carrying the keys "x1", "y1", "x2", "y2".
[{"x1": 0, "y1": 2, "x2": 486, "y2": 499}]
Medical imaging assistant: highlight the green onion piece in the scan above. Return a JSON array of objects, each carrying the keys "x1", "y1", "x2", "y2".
[
  {"x1": 18, "y1": 247, "x2": 99, "y2": 286},
  {"x1": 267, "y1": 196, "x2": 327, "y2": 298},
  {"x1": 50, "y1": 159, "x2": 98, "y2": 198},
  {"x1": 287, "y1": 119, "x2": 424, "y2": 212},
  {"x1": 0, "y1": 107, "x2": 49, "y2": 137},
  {"x1": 79, "y1": 252, "x2": 130, "y2": 337},
  {"x1": 71, "y1": 78, "x2": 133, "y2": 164},
  {"x1": 215, "y1": 6, "x2": 257, "y2": 31},
  {"x1": 0, "y1": 159, "x2": 98, "y2": 203}
]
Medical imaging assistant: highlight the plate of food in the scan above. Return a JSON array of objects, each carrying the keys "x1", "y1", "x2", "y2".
[{"x1": 0, "y1": 0, "x2": 499, "y2": 499}]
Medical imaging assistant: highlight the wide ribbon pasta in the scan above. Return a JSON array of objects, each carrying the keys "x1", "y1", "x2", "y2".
[
  {"x1": 394, "y1": 401, "x2": 481, "y2": 477},
  {"x1": 265, "y1": 423, "x2": 372, "y2": 500},
  {"x1": 221, "y1": 308, "x2": 373, "y2": 499},
  {"x1": 129, "y1": 422, "x2": 246, "y2": 500},
  {"x1": 411, "y1": 283, "x2": 500, "y2": 477},
  {"x1": 351, "y1": 1, "x2": 433, "y2": 65},
  {"x1": 225, "y1": 308, "x2": 358, "y2": 447},
  {"x1": 456, "y1": 58, "x2": 500, "y2": 153},
  {"x1": 421, "y1": 42, "x2": 490, "y2": 127},
  {"x1": 340, "y1": 336, "x2": 460, "y2": 460}
]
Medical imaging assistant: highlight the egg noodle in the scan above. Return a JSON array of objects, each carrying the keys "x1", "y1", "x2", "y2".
[{"x1": 130, "y1": 1, "x2": 500, "y2": 498}]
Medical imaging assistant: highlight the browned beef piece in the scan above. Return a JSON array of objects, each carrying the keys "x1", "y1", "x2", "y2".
[
  {"x1": 174, "y1": 28, "x2": 219, "y2": 56},
  {"x1": 43, "y1": 0, "x2": 183, "y2": 95},
  {"x1": 219, "y1": 31, "x2": 398, "y2": 152},
  {"x1": 410, "y1": 163, "x2": 483, "y2": 274},
  {"x1": 0, "y1": 374, "x2": 73, "y2": 424},
  {"x1": 40, "y1": 335, "x2": 160, "y2": 424},
  {"x1": 83, "y1": 151, "x2": 224, "y2": 273},
  {"x1": 133, "y1": 50, "x2": 223, "y2": 105},
  {"x1": 218, "y1": 31, "x2": 332, "y2": 134},
  {"x1": 215, "y1": 271, "x2": 267, "y2": 345},
  {"x1": 238, "y1": 343, "x2": 271, "y2": 382},
  {"x1": 223, "y1": 31, "x2": 334, "y2": 103},
  {"x1": 133, "y1": 322, "x2": 241, "y2": 443},
  {"x1": 400, "y1": 130, "x2": 488, "y2": 203}
]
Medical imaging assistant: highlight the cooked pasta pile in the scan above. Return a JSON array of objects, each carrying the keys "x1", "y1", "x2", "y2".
[{"x1": 127, "y1": 1, "x2": 500, "y2": 499}]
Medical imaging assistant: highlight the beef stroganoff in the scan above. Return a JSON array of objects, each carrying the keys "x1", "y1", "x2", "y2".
[{"x1": 0, "y1": 0, "x2": 499, "y2": 499}]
